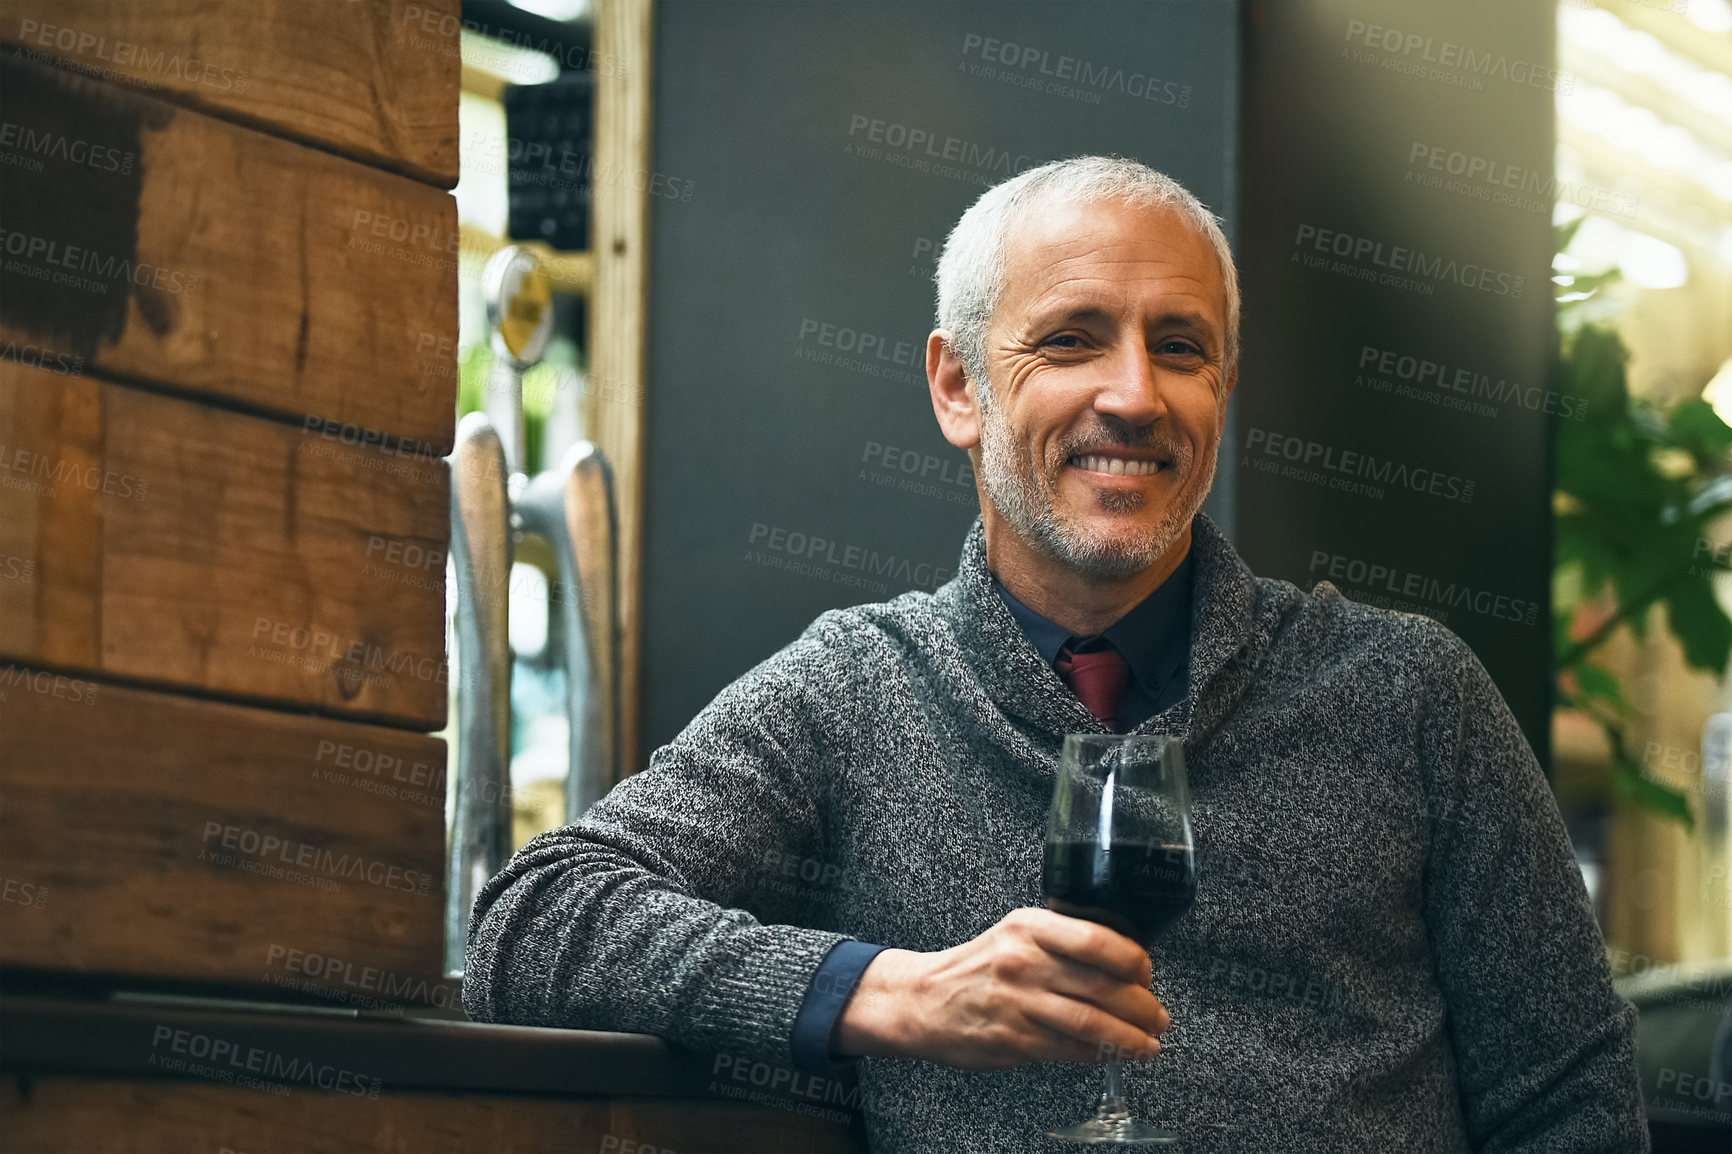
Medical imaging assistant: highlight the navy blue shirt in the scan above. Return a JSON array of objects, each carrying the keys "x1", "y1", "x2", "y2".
[
  {"x1": 992, "y1": 549, "x2": 1195, "y2": 731},
  {"x1": 788, "y1": 549, "x2": 1197, "y2": 1071}
]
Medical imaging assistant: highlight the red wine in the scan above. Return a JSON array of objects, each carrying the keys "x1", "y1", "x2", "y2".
[{"x1": 1043, "y1": 840, "x2": 1196, "y2": 946}]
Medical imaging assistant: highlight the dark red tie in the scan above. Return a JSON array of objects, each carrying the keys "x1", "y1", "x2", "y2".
[{"x1": 1054, "y1": 641, "x2": 1129, "y2": 730}]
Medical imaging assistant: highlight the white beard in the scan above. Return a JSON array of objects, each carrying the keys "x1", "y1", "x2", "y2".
[{"x1": 974, "y1": 381, "x2": 1217, "y2": 581}]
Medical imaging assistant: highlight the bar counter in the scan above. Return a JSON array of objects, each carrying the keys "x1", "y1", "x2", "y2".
[{"x1": 0, "y1": 988, "x2": 868, "y2": 1153}]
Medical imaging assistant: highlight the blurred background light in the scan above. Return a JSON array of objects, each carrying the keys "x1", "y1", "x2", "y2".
[
  {"x1": 507, "y1": 562, "x2": 550, "y2": 658},
  {"x1": 507, "y1": 0, "x2": 592, "y2": 20},
  {"x1": 1703, "y1": 356, "x2": 1732, "y2": 427},
  {"x1": 460, "y1": 28, "x2": 560, "y2": 87},
  {"x1": 1621, "y1": 229, "x2": 1691, "y2": 288},
  {"x1": 1689, "y1": 0, "x2": 1732, "y2": 34}
]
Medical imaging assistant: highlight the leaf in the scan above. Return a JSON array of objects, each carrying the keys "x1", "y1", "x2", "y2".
[
  {"x1": 1611, "y1": 760, "x2": 1695, "y2": 829},
  {"x1": 1552, "y1": 610, "x2": 1577, "y2": 665},
  {"x1": 1554, "y1": 517, "x2": 1618, "y2": 597},
  {"x1": 1572, "y1": 663, "x2": 1625, "y2": 707},
  {"x1": 1662, "y1": 579, "x2": 1732, "y2": 674},
  {"x1": 1670, "y1": 399, "x2": 1732, "y2": 462},
  {"x1": 1561, "y1": 325, "x2": 1631, "y2": 414}
]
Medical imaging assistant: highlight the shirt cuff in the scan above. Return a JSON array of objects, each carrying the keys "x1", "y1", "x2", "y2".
[{"x1": 790, "y1": 939, "x2": 888, "y2": 1072}]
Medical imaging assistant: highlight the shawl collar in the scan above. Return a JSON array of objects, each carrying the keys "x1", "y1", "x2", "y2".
[{"x1": 934, "y1": 513, "x2": 1265, "y2": 746}]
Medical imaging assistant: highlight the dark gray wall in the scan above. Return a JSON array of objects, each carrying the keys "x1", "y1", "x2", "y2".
[
  {"x1": 640, "y1": 0, "x2": 1241, "y2": 761},
  {"x1": 1238, "y1": 0, "x2": 1557, "y2": 758}
]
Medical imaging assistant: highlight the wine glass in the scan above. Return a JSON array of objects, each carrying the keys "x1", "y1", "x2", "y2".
[{"x1": 1042, "y1": 733, "x2": 1196, "y2": 1145}]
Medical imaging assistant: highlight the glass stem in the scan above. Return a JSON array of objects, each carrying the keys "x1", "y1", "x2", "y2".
[{"x1": 1096, "y1": 1059, "x2": 1133, "y2": 1122}]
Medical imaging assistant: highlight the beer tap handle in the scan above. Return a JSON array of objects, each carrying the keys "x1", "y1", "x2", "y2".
[
  {"x1": 517, "y1": 441, "x2": 620, "y2": 823},
  {"x1": 444, "y1": 412, "x2": 513, "y2": 977},
  {"x1": 481, "y1": 246, "x2": 555, "y2": 485}
]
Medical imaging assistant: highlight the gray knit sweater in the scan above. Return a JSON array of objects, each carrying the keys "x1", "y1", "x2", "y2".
[{"x1": 464, "y1": 515, "x2": 1648, "y2": 1153}]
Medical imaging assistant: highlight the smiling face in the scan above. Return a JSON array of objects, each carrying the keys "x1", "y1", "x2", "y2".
[{"x1": 971, "y1": 198, "x2": 1234, "y2": 581}]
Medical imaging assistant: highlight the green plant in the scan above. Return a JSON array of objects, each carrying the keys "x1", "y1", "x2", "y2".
[{"x1": 1552, "y1": 220, "x2": 1732, "y2": 829}]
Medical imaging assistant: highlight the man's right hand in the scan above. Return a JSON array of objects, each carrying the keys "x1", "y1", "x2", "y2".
[{"x1": 830, "y1": 908, "x2": 1171, "y2": 1071}]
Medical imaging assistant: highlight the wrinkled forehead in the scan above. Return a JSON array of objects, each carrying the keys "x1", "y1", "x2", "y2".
[{"x1": 997, "y1": 196, "x2": 1224, "y2": 321}]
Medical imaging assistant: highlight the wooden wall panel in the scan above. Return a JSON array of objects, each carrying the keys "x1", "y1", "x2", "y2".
[
  {"x1": 0, "y1": 0, "x2": 460, "y2": 187},
  {"x1": 0, "y1": 365, "x2": 450, "y2": 729},
  {"x1": 591, "y1": 0, "x2": 654, "y2": 778},
  {"x1": 0, "y1": 676, "x2": 448, "y2": 991},
  {"x1": 0, "y1": 53, "x2": 458, "y2": 453},
  {"x1": 0, "y1": 369, "x2": 101, "y2": 670},
  {"x1": 0, "y1": 1080, "x2": 869, "y2": 1154}
]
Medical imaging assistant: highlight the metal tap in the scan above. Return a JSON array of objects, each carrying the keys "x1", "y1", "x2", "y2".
[{"x1": 445, "y1": 246, "x2": 618, "y2": 975}]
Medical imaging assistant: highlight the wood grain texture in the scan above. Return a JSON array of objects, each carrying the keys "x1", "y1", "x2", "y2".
[
  {"x1": 0, "y1": 52, "x2": 459, "y2": 453},
  {"x1": 0, "y1": 365, "x2": 450, "y2": 728},
  {"x1": 589, "y1": 0, "x2": 654, "y2": 778},
  {"x1": 0, "y1": 0, "x2": 460, "y2": 186},
  {"x1": 0, "y1": 1079, "x2": 869, "y2": 1154},
  {"x1": 0, "y1": 676, "x2": 448, "y2": 992}
]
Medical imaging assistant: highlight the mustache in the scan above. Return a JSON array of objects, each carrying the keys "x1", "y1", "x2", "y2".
[{"x1": 1055, "y1": 420, "x2": 1190, "y2": 463}]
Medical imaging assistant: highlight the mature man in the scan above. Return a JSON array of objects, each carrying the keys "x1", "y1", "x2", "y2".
[{"x1": 464, "y1": 157, "x2": 1646, "y2": 1151}]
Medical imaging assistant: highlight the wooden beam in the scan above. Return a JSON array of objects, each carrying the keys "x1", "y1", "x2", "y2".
[
  {"x1": 0, "y1": 0, "x2": 461, "y2": 187},
  {"x1": 0, "y1": 675, "x2": 447, "y2": 992},
  {"x1": 0, "y1": 365, "x2": 450, "y2": 729},
  {"x1": 0, "y1": 1079, "x2": 868, "y2": 1154},
  {"x1": 462, "y1": 59, "x2": 509, "y2": 103},
  {"x1": 0, "y1": 52, "x2": 459, "y2": 453},
  {"x1": 589, "y1": 0, "x2": 654, "y2": 778}
]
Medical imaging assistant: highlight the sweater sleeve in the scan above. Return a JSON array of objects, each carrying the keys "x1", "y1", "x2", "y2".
[
  {"x1": 460, "y1": 631, "x2": 856, "y2": 1067},
  {"x1": 1420, "y1": 631, "x2": 1649, "y2": 1153}
]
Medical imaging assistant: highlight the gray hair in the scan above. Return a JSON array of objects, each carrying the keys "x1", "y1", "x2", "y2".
[{"x1": 933, "y1": 156, "x2": 1239, "y2": 393}]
